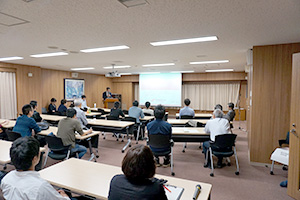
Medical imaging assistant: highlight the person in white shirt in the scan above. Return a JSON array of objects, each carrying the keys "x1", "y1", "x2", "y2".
[
  {"x1": 0, "y1": 137, "x2": 70, "y2": 200},
  {"x1": 203, "y1": 109, "x2": 230, "y2": 168},
  {"x1": 142, "y1": 101, "x2": 154, "y2": 116},
  {"x1": 81, "y1": 95, "x2": 88, "y2": 110},
  {"x1": 74, "y1": 98, "x2": 89, "y2": 129}
]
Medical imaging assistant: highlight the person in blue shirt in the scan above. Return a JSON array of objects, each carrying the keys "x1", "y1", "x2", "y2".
[
  {"x1": 48, "y1": 98, "x2": 57, "y2": 114},
  {"x1": 179, "y1": 98, "x2": 195, "y2": 118},
  {"x1": 128, "y1": 100, "x2": 144, "y2": 123},
  {"x1": 58, "y1": 99, "x2": 67, "y2": 116},
  {"x1": 13, "y1": 104, "x2": 41, "y2": 137},
  {"x1": 147, "y1": 105, "x2": 172, "y2": 167}
]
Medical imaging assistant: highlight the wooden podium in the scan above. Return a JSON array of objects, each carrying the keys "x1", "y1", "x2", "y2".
[{"x1": 103, "y1": 98, "x2": 118, "y2": 109}]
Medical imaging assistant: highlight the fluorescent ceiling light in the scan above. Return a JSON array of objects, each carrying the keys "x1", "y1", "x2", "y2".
[
  {"x1": 80, "y1": 45, "x2": 129, "y2": 53},
  {"x1": 205, "y1": 69, "x2": 234, "y2": 72},
  {"x1": 190, "y1": 60, "x2": 229, "y2": 65},
  {"x1": 120, "y1": 73, "x2": 132, "y2": 75},
  {"x1": 103, "y1": 65, "x2": 131, "y2": 69},
  {"x1": 0, "y1": 56, "x2": 23, "y2": 61},
  {"x1": 150, "y1": 36, "x2": 218, "y2": 46},
  {"x1": 30, "y1": 52, "x2": 68, "y2": 58},
  {"x1": 142, "y1": 63, "x2": 175, "y2": 67},
  {"x1": 171, "y1": 71, "x2": 194, "y2": 73},
  {"x1": 139, "y1": 72, "x2": 160, "y2": 74},
  {"x1": 71, "y1": 67, "x2": 95, "y2": 71}
]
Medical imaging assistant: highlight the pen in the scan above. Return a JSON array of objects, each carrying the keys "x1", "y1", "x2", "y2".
[{"x1": 163, "y1": 185, "x2": 172, "y2": 193}]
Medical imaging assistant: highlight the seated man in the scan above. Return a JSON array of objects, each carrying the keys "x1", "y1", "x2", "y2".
[
  {"x1": 48, "y1": 98, "x2": 57, "y2": 114},
  {"x1": 58, "y1": 99, "x2": 67, "y2": 116},
  {"x1": 81, "y1": 95, "x2": 88, "y2": 110},
  {"x1": 224, "y1": 102, "x2": 236, "y2": 122},
  {"x1": 57, "y1": 108, "x2": 92, "y2": 159},
  {"x1": 13, "y1": 104, "x2": 41, "y2": 137},
  {"x1": 214, "y1": 104, "x2": 223, "y2": 111},
  {"x1": 179, "y1": 98, "x2": 195, "y2": 118},
  {"x1": 0, "y1": 137, "x2": 70, "y2": 199},
  {"x1": 30, "y1": 100, "x2": 43, "y2": 122},
  {"x1": 147, "y1": 105, "x2": 172, "y2": 167},
  {"x1": 203, "y1": 109, "x2": 230, "y2": 168},
  {"x1": 128, "y1": 100, "x2": 144, "y2": 123},
  {"x1": 142, "y1": 101, "x2": 154, "y2": 116},
  {"x1": 73, "y1": 98, "x2": 89, "y2": 129},
  {"x1": 110, "y1": 101, "x2": 125, "y2": 119}
]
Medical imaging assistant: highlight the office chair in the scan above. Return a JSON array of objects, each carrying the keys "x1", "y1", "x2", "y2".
[
  {"x1": 7, "y1": 131, "x2": 22, "y2": 141},
  {"x1": 122, "y1": 116, "x2": 141, "y2": 144},
  {"x1": 180, "y1": 115, "x2": 194, "y2": 119},
  {"x1": 205, "y1": 134, "x2": 239, "y2": 177},
  {"x1": 122, "y1": 110, "x2": 129, "y2": 114},
  {"x1": 42, "y1": 107, "x2": 47, "y2": 114},
  {"x1": 105, "y1": 115, "x2": 121, "y2": 140},
  {"x1": 147, "y1": 134, "x2": 175, "y2": 176},
  {"x1": 144, "y1": 113, "x2": 152, "y2": 116},
  {"x1": 43, "y1": 135, "x2": 78, "y2": 167}
]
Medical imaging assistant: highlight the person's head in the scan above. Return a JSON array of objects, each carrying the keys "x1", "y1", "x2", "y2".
[
  {"x1": 154, "y1": 105, "x2": 165, "y2": 120},
  {"x1": 29, "y1": 100, "x2": 38, "y2": 110},
  {"x1": 50, "y1": 98, "x2": 57, "y2": 104},
  {"x1": 184, "y1": 98, "x2": 191, "y2": 106},
  {"x1": 66, "y1": 108, "x2": 77, "y2": 118},
  {"x1": 228, "y1": 102, "x2": 234, "y2": 110},
  {"x1": 81, "y1": 95, "x2": 86, "y2": 100},
  {"x1": 122, "y1": 145, "x2": 155, "y2": 181},
  {"x1": 145, "y1": 101, "x2": 151, "y2": 109},
  {"x1": 214, "y1": 104, "x2": 223, "y2": 111},
  {"x1": 114, "y1": 101, "x2": 120, "y2": 109},
  {"x1": 10, "y1": 137, "x2": 40, "y2": 171},
  {"x1": 22, "y1": 104, "x2": 33, "y2": 117},
  {"x1": 133, "y1": 100, "x2": 139, "y2": 107},
  {"x1": 74, "y1": 98, "x2": 83, "y2": 107},
  {"x1": 213, "y1": 109, "x2": 224, "y2": 118},
  {"x1": 61, "y1": 99, "x2": 67, "y2": 105},
  {"x1": 106, "y1": 87, "x2": 110, "y2": 92}
]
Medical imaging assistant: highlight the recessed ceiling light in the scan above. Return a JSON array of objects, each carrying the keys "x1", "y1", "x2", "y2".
[
  {"x1": 205, "y1": 69, "x2": 234, "y2": 72},
  {"x1": 171, "y1": 71, "x2": 194, "y2": 73},
  {"x1": 71, "y1": 67, "x2": 95, "y2": 71},
  {"x1": 142, "y1": 63, "x2": 175, "y2": 67},
  {"x1": 30, "y1": 52, "x2": 68, "y2": 58},
  {"x1": 80, "y1": 45, "x2": 130, "y2": 53},
  {"x1": 150, "y1": 36, "x2": 218, "y2": 46},
  {"x1": 0, "y1": 56, "x2": 23, "y2": 61},
  {"x1": 139, "y1": 72, "x2": 160, "y2": 74},
  {"x1": 190, "y1": 60, "x2": 229, "y2": 65},
  {"x1": 103, "y1": 65, "x2": 131, "y2": 69},
  {"x1": 120, "y1": 73, "x2": 132, "y2": 75}
]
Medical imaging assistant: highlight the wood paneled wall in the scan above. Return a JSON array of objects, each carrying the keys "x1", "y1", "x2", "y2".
[
  {"x1": 112, "y1": 82, "x2": 134, "y2": 110},
  {"x1": 249, "y1": 43, "x2": 300, "y2": 164}
]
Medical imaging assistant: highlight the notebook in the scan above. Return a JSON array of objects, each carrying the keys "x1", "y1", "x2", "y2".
[{"x1": 164, "y1": 184, "x2": 184, "y2": 200}]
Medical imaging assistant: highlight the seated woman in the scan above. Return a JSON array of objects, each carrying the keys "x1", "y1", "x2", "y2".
[
  {"x1": 108, "y1": 145, "x2": 167, "y2": 200},
  {"x1": 109, "y1": 101, "x2": 124, "y2": 119},
  {"x1": 58, "y1": 99, "x2": 67, "y2": 116},
  {"x1": 48, "y1": 98, "x2": 57, "y2": 114}
]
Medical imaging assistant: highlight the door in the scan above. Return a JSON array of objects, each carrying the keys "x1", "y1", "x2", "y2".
[{"x1": 288, "y1": 52, "x2": 300, "y2": 199}]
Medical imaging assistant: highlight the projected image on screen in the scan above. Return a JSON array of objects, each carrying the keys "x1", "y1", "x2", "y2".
[{"x1": 139, "y1": 73, "x2": 182, "y2": 106}]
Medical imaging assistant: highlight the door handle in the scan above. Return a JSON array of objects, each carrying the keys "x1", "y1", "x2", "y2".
[{"x1": 290, "y1": 128, "x2": 299, "y2": 138}]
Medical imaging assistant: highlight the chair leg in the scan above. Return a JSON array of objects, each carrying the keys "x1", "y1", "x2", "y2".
[
  {"x1": 209, "y1": 147, "x2": 214, "y2": 177},
  {"x1": 136, "y1": 125, "x2": 141, "y2": 144},
  {"x1": 234, "y1": 147, "x2": 239, "y2": 175},
  {"x1": 270, "y1": 160, "x2": 275, "y2": 175},
  {"x1": 182, "y1": 143, "x2": 187, "y2": 152},
  {"x1": 102, "y1": 132, "x2": 106, "y2": 139},
  {"x1": 66, "y1": 150, "x2": 71, "y2": 160},
  {"x1": 171, "y1": 147, "x2": 175, "y2": 176},
  {"x1": 226, "y1": 157, "x2": 231, "y2": 166},
  {"x1": 43, "y1": 149, "x2": 49, "y2": 168}
]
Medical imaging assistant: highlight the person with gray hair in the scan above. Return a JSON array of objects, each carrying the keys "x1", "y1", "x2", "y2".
[
  {"x1": 73, "y1": 98, "x2": 88, "y2": 129},
  {"x1": 203, "y1": 109, "x2": 230, "y2": 168}
]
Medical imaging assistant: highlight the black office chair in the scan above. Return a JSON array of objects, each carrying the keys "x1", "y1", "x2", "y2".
[
  {"x1": 7, "y1": 131, "x2": 22, "y2": 141},
  {"x1": 122, "y1": 110, "x2": 129, "y2": 114},
  {"x1": 163, "y1": 113, "x2": 168, "y2": 121},
  {"x1": 105, "y1": 115, "x2": 121, "y2": 140},
  {"x1": 144, "y1": 113, "x2": 152, "y2": 116},
  {"x1": 180, "y1": 115, "x2": 194, "y2": 119},
  {"x1": 43, "y1": 135, "x2": 78, "y2": 167},
  {"x1": 205, "y1": 134, "x2": 239, "y2": 177},
  {"x1": 147, "y1": 134, "x2": 174, "y2": 176},
  {"x1": 106, "y1": 115, "x2": 119, "y2": 120},
  {"x1": 122, "y1": 116, "x2": 141, "y2": 144}
]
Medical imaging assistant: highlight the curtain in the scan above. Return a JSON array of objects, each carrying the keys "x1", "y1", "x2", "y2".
[
  {"x1": 182, "y1": 82, "x2": 240, "y2": 111},
  {"x1": 0, "y1": 72, "x2": 17, "y2": 119}
]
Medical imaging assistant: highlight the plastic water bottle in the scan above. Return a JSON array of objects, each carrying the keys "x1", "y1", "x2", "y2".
[{"x1": 94, "y1": 103, "x2": 96, "y2": 108}]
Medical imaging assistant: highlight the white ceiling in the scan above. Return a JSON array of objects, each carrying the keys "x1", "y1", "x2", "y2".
[{"x1": 0, "y1": 0, "x2": 299, "y2": 74}]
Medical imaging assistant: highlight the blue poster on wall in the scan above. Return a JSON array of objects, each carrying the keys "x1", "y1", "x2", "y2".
[{"x1": 64, "y1": 79, "x2": 85, "y2": 100}]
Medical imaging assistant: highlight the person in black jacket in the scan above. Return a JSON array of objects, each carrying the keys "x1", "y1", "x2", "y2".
[
  {"x1": 58, "y1": 99, "x2": 67, "y2": 116},
  {"x1": 30, "y1": 100, "x2": 42, "y2": 122},
  {"x1": 108, "y1": 145, "x2": 167, "y2": 200},
  {"x1": 109, "y1": 101, "x2": 124, "y2": 119},
  {"x1": 48, "y1": 98, "x2": 57, "y2": 114}
]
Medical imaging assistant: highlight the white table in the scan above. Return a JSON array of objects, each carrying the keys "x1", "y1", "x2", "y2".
[
  {"x1": 39, "y1": 158, "x2": 212, "y2": 200},
  {"x1": 0, "y1": 119, "x2": 16, "y2": 128},
  {"x1": 176, "y1": 113, "x2": 212, "y2": 119}
]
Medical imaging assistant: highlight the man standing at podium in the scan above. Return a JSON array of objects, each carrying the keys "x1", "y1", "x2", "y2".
[{"x1": 103, "y1": 87, "x2": 112, "y2": 100}]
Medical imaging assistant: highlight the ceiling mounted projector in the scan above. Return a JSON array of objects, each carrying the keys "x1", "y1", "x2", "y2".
[{"x1": 105, "y1": 64, "x2": 121, "y2": 77}]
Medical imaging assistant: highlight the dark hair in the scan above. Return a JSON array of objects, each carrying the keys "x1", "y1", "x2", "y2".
[
  {"x1": 10, "y1": 137, "x2": 40, "y2": 171},
  {"x1": 22, "y1": 104, "x2": 33, "y2": 115},
  {"x1": 30, "y1": 100, "x2": 37, "y2": 109},
  {"x1": 50, "y1": 98, "x2": 57, "y2": 103},
  {"x1": 106, "y1": 87, "x2": 110, "y2": 90},
  {"x1": 214, "y1": 104, "x2": 223, "y2": 111},
  {"x1": 81, "y1": 95, "x2": 86, "y2": 99},
  {"x1": 133, "y1": 100, "x2": 139, "y2": 107},
  {"x1": 122, "y1": 145, "x2": 155, "y2": 181},
  {"x1": 228, "y1": 102, "x2": 234, "y2": 109},
  {"x1": 61, "y1": 99, "x2": 67, "y2": 105},
  {"x1": 145, "y1": 101, "x2": 151, "y2": 108},
  {"x1": 154, "y1": 105, "x2": 165, "y2": 119},
  {"x1": 184, "y1": 98, "x2": 191, "y2": 106},
  {"x1": 114, "y1": 101, "x2": 120, "y2": 109},
  {"x1": 66, "y1": 108, "x2": 77, "y2": 118}
]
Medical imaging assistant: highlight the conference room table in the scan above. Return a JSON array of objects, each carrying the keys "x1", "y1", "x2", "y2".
[
  {"x1": 90, "y1": 107, "x2": 110, "y2": 113},
  {"x1": 176, "y1": 113, "x2": 212, "y2": 119},
  {"x1": 84, "y1": 112, "x2": 102, "y2": 117},
  {"x1": 39, "y1": 158, "x2": 212, "y2": 200},
  {"x1": 168, "y1": 119, "x2": 208, "y2": 126},
  {"x1": 0, "y1": 119, "x2": 16, "y2": 128},
  {"x1": 40, "y1": 114, "x2": 65, "y2": 123}
]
